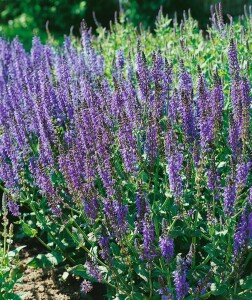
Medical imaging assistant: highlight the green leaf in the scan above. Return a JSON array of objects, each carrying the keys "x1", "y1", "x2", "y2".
[
  {"x1": 68, "y1": 264, "x2": 92, "y2": 280},
  {"x1": 27, "y1": 251, "x2": 64, "y2": 268},
  {"x1": 8, "y1": 246, "x2": 26, "y2": 259},
  {"x1": 110, "y1": 242, "x2": 120, "y2": 257},
  {"x1": 134, "y1": 265, "x2": 148, "y2": 282},
  {"x1": 203, "y1": 244, "x2": 221, "y2": 257},
  {"x1": 240, "y1": 275, "x2": 252, "y2": 290},
  {"x1": 4, "y1": 293, "x2": 22, "y2": 300},
  {"x1": 212, "y1": 283, "x2": 228, "y2": 296},
  {"x1": 21, "y1": 223, "x2": 37, "y2": 237},
  {"x1": 137, "y1": 170, "x2": 148, "y2": 183},
  {"x1": 217, "y1": 161, "x2": 226, "y2": 168}
]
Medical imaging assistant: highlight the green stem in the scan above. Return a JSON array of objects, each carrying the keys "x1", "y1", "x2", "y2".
[
  {"x1": 35, "y1": 236, "x2": 52, "y2": 251},
  {"x1": 29, "y1": 201, "x2": 75, "y2": 264},
  {"x1": 153, "y1": 155, "x2": 159, "y2": 203},
  {"x1": 212, "y1": 190, "x2": 216, "y2": 220},
  {"x1": 237, "y1": 288, "x2": 252, "y2": 296},
  {"x1": 64, "y1": 226, "x2": 107, "y2": 268},
  {"x1": 167, "y1": 266, "x2": 171, "y2": 288},
  {"x1": 226, "y1": 222, "x2": 232, "y2": 264},
  {"x1": 69, "y1": 208, "x2": 136, "y2": 293},
  {"x1": 3, "y1": 220, "x2": 7, "y2": 265},
  {"x1": 168, "y1": 217, "x2": 178, "y2": 233},
  {"x1": 1, "y1": 192, "x2": 8, "y2": 266},
  {"x1": 149, "y1": 268, "x2": 153, "y2": 298},
  {"x1": 201, "y1": 233, "x2": 212, "y2": 242},
  {"x1": 64, "y1": 226, "x2": 118, "y2": 290},
  {"x1": 195, "y1": 255, "x2": 211, "y2": 269},
  {"x1": 0, "y1": 184, "x2": 8, "y2": 193},
  {"x1": 192, "y1": 236, "x2": 196, "y2": 267},
  {"x1": 234, "y1": 282, "x2": 237, "y2": 295}
]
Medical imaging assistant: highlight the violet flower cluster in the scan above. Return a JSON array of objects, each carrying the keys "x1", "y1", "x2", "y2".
[{"x1": 0, "y1": 8, "x2": 251, "y2": 299}]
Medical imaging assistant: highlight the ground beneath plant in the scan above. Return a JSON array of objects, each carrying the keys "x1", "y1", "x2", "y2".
[{"x1": 13, "y1": 245, "x2": 105, "y2": 300}]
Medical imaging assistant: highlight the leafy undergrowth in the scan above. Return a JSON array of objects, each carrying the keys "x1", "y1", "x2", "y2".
[{"x1": 12, "y1": 242, "x2": 105, "y2": 300}]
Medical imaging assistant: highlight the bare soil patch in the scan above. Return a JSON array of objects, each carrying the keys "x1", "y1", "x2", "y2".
[{"x1": 13, "y1": 245, "x2": 105, "y2": 300}]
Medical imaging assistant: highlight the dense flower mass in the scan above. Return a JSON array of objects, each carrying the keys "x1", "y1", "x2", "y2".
[{"x1": 0, "y1": 4, "x2": 252, "y2": 299}]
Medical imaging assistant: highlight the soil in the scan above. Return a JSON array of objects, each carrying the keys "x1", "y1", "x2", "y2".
[{"x1": 13, "y1": 245, "x2": 106, "y2": 300}]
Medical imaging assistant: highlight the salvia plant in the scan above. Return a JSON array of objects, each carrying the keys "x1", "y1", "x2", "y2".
[{"x1": 0, "y1": 3, "x2": 252, "y2": 299}]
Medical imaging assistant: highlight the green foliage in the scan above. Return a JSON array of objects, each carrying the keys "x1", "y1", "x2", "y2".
[
  {"x1": 0, "y1": 0, "x2": 249, "y2": 49},
  {"x1": 27, "y1": 251, "x2": 64, "y2": 268},
  {"x1": 0, "y1": 195, "x2": 25, "y2": 300},
  {"x1": 92, "y1": 7, "x2": 251, "y2": 87},
  {"x1": 0, "y1": 0, "x2": 87, "y2": 48}
]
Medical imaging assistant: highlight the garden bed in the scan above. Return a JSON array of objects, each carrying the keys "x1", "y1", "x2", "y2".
[{"x1": 13, "y1": 245, "x2": 105, "y2": 300}]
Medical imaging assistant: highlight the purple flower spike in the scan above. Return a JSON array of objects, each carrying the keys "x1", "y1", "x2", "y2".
[
  {"x1": 7, "y1": 199, "x2": 21, "y2": 217},
  {"x1": 223, "y1": 176, "x2": 236, "y2": 217},
  {"x1": 135, "y1": 193, "x2": 149, "y2": 234},
  {"x1": 104, "y1": 198, "x2": 128, "y2": 240},
  {"x1": 85, "y1": 260, "x2": 103, "y2": 282},
  {"x1": 158, "y1": 276, "x2": 174, "y2": 299},
  {"x1": 114, "y1": 200, "x2": 128, "y2": 237},
  {"x1": 207, "y1": 157, "x2": 220, "y2": 192},
  {"x1": 99, "y1": 234, "x2": 111, "y2": 260},
  {"x1": 136, "y1": 42, "x2": 151, "y2": 104},
  {"x1": 196, "y1": 68, "x2": 214, "y2": 151},
  {"x1": 140, "y1": 213, "x2": 156, "y2": 262},
  {"x1": 228, "y1": 114, "x2": 241, "y2": 158},
  {"x1": 84, "y1": 198, "x2": 99, "y2": 223},
  {"x1": 234, "y1": 209, "x2": 248, "y2": 258},
  {"x1": 236, "y1": 158, "x2": 250, "y2": 190},
  {"x1": 179, "y1": 61, "x2": 193, "y2": 97},
  {"x1": 180, "y1": 89, "x2": 196, "y2": 143},
  {"x1": 166, "y1": 129, "x2": 183, "y2": 199},
  {"x1": 80, "y1": 280, "x2": 93, "y2": 294},
  {"x1": 118, "y1": 112, "x2": 138, "y2": 173},
  {"x1": 145, "y1": 122, "x2": 158, "y2": 163},
  {"x1": 168, "y1": 89, "x2": 179, "y2": 125},
  {"x1": 186, "y1": 244, "x2": 194, "y2": 265},
  {"x1": 248, "y1": 212, "x2": 252, "y2": 241},
  {"x1": 173, "y1": 255, "x2": 189, "y2": 300},
  {"x1": 211, "y1": 70, "x2": 224, "y2": 134},
  {"x1": 228, "y1": 38, "x2": 240, "y2": 81},
  {"x1": 159, "y1": 233, "x2": 174, "y2": 263},
  {"x1": 240, "y1": 77, "x2": 251, "y2": 144},
  {"x1": 158, "y1": 288, "x2": 174, "y2": 300}
]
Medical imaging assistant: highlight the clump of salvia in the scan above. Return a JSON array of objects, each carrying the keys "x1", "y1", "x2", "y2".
[{"x1": 0, "y1": 4, "x2": 251, "y2": 299}]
